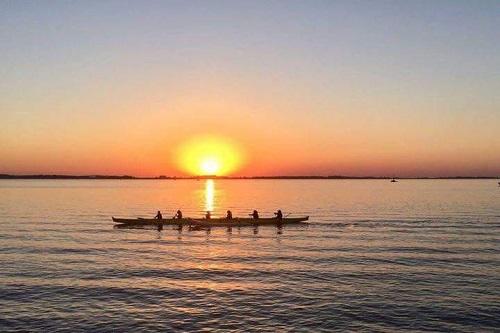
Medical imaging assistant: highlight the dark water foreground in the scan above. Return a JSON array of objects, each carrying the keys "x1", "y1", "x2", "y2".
[{"x1": 1, "y1": 179, "x2": 499, "y2": 332}]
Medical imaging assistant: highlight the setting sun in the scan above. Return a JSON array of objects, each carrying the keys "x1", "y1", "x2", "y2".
[
  {"x1": 176, "y1": 135, "x2": 244, "y2": 176},
  {"x1": 200, "y1": 158, "x2": 220, "y2": 175}
]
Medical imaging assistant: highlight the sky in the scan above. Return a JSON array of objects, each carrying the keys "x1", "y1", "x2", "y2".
[{"x1": 1, "y1": 0, "x2": 499, "y2": 177}]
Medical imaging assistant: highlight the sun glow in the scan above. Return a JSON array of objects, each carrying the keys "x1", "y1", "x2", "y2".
[
  {"x1": 200, "y1": 158, "x2": 220, "y2": 175},
  {"x1": 176, "y1": 135, "x2": 244, "y2": 176}
]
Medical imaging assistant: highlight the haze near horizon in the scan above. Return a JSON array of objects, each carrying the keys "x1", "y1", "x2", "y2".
[{"x1": 1, "y1": 1, "x2": 499, "y2": 177}]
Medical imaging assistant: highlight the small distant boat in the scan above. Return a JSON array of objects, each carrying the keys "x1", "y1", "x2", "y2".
[
  {"x1": 112, "y1": 216, "x2": 309, "y2": 227},
  {"x1": 390, "y1": 178, "x2": 398, "y2": 182}
]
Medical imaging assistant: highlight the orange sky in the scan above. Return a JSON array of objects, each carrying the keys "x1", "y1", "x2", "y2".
[{"x1": 1, "y1": 2, "x2": 499, "y2": 177}]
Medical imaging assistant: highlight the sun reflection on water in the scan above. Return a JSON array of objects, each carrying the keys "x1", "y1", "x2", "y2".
[{"x1": 205, "y1": 179, "x2": 214, "y2": 212}]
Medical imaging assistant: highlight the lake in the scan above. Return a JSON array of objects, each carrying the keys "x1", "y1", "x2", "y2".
[{"x1": 0, "y1": 179, "x2": 499, "y2": 332}]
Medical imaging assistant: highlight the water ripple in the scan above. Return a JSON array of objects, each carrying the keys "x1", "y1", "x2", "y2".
[{"x1": 1, "y1": 179, "x2": 499, "y2": 332}]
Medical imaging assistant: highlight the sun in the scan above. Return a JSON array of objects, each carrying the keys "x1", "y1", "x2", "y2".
[
  {"x1": 200, "y1": 158, "x2": 220, "y2": 175},
  {"x1": 176, "y1": 135, "x2": 244, "y2": 176}
]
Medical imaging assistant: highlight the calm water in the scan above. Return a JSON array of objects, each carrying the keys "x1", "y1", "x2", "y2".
[{"x1": 1, "y1": 179, "x2": 499, "y2": 332}]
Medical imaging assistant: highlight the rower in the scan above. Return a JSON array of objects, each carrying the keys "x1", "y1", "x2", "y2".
[
  {"x1": 155, "y1": 211, "x2": 163, "y2": 219},
  {"x1": 175, "y1": 210, "x2": 183, "y2": 219},
  {"x1": 226, "y1": 210, "x2": 233, "y2": 219},
  {"x1": 250, "y1": 210, "x2": 259, "y2": 219},
  {"x1": 205, "y1": 211, "x2": 211, "y2": 219},
  {"x1": 274, "y1": 210, "x2": 283, "y2": 220}
]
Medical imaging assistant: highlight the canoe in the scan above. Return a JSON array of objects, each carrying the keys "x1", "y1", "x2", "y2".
[
  {"x1": 112, "y1": 217, "x2": 193, "y2": 225},
  {"x1": 192, "y1": 216, "x2": 308, "y2": 227},
  {"x1": 112, "y1": 216, "x2": 309, "y2": 227}
]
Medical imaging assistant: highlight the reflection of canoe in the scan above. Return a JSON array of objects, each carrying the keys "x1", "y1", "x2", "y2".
[{"x1": 112, "y1": 216, "x2": 309, "y2": 227}]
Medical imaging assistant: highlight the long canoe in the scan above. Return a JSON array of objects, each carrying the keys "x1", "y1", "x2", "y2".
[
  {"x1": 112, "y1": 216, "x2": 309, "y2": 227},
  {"x1": 112, "y1": 217, "x2": 193, "y2": 225}
]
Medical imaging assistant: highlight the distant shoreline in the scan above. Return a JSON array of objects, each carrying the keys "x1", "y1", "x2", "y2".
[{"x1": 0, "y1": 174, "x2": 498, "y2": 180}]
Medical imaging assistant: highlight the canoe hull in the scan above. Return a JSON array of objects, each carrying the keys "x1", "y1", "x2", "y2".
[
  {"x1": 112, "y1": 216, "x2": 309, "y2": 227},
  {"x1": 112, "y1": 217, "x2": 193, "y2": 225}
]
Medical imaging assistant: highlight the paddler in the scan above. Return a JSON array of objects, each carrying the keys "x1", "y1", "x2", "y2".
[
  {"x1": 156, "y1": 211, "x2": 164, "y2": 232},
  {"x1": 274, "y1": 210, "x2": 283, "y2": 220},
  {"x1": 205, "y1": 211, "x2": 211, "y2": 219},
  {"x1": 175, "y1": 210, "x2": 183, "y2": 219},
  {"x1": 226, "y1": 210, "x2": 233, "y2": 219},
  {"x1": 250, "y1": 210, "x2": 259, "y2": 219}
]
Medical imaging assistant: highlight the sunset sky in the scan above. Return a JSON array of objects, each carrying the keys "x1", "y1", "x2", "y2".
[{"x1": 1, "y1": 1, "x2": 499, "y2": 177}]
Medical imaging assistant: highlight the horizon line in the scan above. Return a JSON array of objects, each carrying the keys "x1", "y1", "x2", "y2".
[{"x1": 0, "y1": 174, "x2": 498, "y2": 180}]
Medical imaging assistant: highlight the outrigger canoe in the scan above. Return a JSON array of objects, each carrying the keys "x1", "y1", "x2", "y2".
[{"x1": 112, "y1": 216, "x2": 309, "y2": 227}]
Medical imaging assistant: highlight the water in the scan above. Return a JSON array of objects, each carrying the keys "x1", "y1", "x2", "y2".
[{"x1": 1, "y1": 179, "x2": 499, "y2": 332}]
